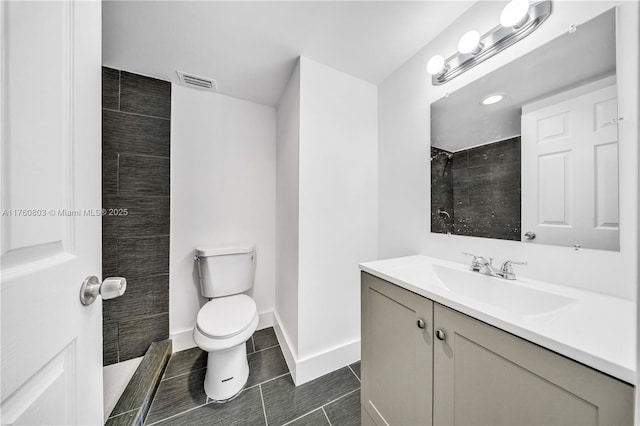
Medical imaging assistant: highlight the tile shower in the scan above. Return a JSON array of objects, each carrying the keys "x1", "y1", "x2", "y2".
[
  {"x1": 431, "y1": 136, "x2": 521, "y2": 240},
  {"x1": 102, "y1": 67, "x2": 171, "y2": 365}
]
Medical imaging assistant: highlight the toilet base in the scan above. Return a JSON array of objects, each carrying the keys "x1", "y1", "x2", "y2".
[{"x1": 203, "y1": 343, "x2": 249, "y2": 401}]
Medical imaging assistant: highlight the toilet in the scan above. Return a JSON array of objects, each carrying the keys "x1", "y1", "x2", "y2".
[{"x1": 192, "y1": 244, "x2": 259, "y2": 402}]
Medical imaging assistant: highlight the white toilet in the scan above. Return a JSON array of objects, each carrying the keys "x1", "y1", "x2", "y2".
[{"x1": 192, "y1": 244, "x2": 259, "y2": 402}]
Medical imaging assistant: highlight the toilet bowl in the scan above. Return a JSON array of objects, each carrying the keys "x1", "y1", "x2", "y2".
[
  {"x1": 193, "y1": 294, "x2": 258, "y2": 401},
  {"x1": 192, "y1": 244, "x2": 258, "y2": 402}
]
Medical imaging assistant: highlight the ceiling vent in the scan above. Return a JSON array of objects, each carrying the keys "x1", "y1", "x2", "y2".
[{"x1": 176, "y1": 71, "x2": 217, "y2": 91}]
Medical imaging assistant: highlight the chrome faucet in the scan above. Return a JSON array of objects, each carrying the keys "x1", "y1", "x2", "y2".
[{"x1": 462, "y1": 252, "x2": 527, "y2": 280}]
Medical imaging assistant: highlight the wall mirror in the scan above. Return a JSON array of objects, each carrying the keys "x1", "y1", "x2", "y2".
[{"x1": 430, "y1": 9, "x2": 619, "y2": 251}]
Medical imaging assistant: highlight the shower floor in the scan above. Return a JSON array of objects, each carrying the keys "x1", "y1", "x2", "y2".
[
  {"x1": 103, "y1": 356, "x2": 143, "y2": 422},
  {"x1": 144, "y1": 327, "x2": 361, "y2": 425}
]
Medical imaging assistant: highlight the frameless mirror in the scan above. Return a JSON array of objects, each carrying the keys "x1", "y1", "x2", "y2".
[{"x1": 430, "y1": 9, "x2": 619, "y2": 251}]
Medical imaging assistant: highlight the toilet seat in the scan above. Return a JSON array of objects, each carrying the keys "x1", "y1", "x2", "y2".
[{"x1": 196, "y1": 294, "x2": 257, "y2": 339}]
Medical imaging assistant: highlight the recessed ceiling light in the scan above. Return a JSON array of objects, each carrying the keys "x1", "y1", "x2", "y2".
[{"x1": 481, "y1": 94, "x2": 504, "y2": 105}]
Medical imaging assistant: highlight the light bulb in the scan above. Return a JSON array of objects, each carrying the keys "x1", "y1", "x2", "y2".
[
  {"x1": 500, "y1": 0, "x2": 530, "y2": 28},
  {"x1": 481, "y1": 94, "x2": 504, "y2": 105},
  {"x1": 427, "y1": 55, "x2": 446, "y2": 75},
  {"x1": 458, "y1": 30, "x2": 482, "y2": 55}
]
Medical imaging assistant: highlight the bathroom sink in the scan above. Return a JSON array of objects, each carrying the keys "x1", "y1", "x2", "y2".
[{"x1": 432, "y1": 264, "x2": 575, "y2": 316}]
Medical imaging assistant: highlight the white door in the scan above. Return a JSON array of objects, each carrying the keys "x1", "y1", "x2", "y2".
[
  {"x1": 1, "y1": 1, "x2": 103, "y2": 424},
  {"x1": 521, "y1": 77, "x2": 619, "y2": 251}
]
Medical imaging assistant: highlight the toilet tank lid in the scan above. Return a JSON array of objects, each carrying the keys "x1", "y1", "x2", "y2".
[{"x1": 196, "y1": 243, "x2": 255, "y2": 257}]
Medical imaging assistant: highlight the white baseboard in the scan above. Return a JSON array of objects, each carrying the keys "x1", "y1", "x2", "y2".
[
  {"x1": 272, "y1": 311, "x2": 298, "y2": 382},
  {"x1": 295, "y1": 339, "x2": 360, "y2": 385},
  {"x1": 171, "y1": 328, "x2": 197, "y2": 353},
  {"x1": 170, "y1": 311, "x2": 275, "y2": 353},
  {"x1": 272, "y1": 311, "x2": 361, "y2": 386}
]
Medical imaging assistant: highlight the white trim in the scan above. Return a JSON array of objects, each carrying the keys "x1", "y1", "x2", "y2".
[
  {"x1": 272, "y1": 311, "x2": 361, "y2": 386},
  {"x1": 295, "y1": 339, "x2": 360, "y2": 385},
  {"x1": 256, "y1": 311, "x2": 274, "y2": 330},
  {"x1": 170, "y1": 311, "x2": 275, "y2": 353},
  {"x1": 272, "y1": 311, "x2": 298, "y2": 383}
]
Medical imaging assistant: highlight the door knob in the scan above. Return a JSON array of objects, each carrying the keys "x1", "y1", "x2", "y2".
[
  {"x1": 416, "y1": 319, "x2": 426, "y2": 329},
  {"x1": 80, "y1": 276, "x2": 126, "y2": 306},
  {"x1": 435, "y1": 329, "x2": 446, "y2": 341}
]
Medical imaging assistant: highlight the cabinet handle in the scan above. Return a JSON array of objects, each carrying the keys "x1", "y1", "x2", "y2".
[
  {"x1": 435, "y1": 329, "x2": 446, "y2": 341},
  {"x1": 416, "y1": 319, "x2": 426, "y2": 329}
]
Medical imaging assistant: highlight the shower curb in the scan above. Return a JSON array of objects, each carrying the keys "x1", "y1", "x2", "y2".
[{"x1": 105, "y1": 340, "x2": 172, "y2": 426}]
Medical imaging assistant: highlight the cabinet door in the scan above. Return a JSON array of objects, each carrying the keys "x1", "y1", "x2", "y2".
[
  {"x1": 361, "y1": 272, "x2": 433, "y2": 426},
  {"x1": 433, "y1": 304, "x2": 634, "y2": 426}
]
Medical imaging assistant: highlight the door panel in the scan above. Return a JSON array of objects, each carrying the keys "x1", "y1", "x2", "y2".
[
  {"x1": 361, "y1": 273, "x2": 433, "y2": 426},
  {"x1": 1, "y1": 1, "x2": 103, "y2": 424},
  {"x1": 521, "y1": 78, "x2": 619, "y2": 250}
]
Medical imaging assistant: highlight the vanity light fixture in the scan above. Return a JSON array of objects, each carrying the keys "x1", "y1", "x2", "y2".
[
  {"x1": 458, "y1": 30, "x2": 483, "y2": 55},
  {"x1": 427, "y1": 0, "x2": 551, "y2": 85},
  {"x1": 500, "y1": 0, "x2": 531, "y2": 28},
  {"x1": 426, "y1": 54, "x2": 447, "y2": 75},
  {"x1": 481, "y1": 94, "x2": 504, "y2": 105}
]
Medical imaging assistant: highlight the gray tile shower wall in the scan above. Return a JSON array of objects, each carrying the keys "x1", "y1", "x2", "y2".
[
  {"x1": 102, "y1": 67, "x2": 171, "y2": 365},
  {"x1": 430, "y1": 147, "x2": 454, "y2": 234},
  {"x1": 431, "y1": 137, "x2": 521, "y2": 241},
  {"x1": 452, "y1": 137, "x2": 521, "y2": 240}
]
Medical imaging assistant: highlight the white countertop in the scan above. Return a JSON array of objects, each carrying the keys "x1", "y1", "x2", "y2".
[{"x1": 360, "y1": 255, "x2": 636, "y2": 385}]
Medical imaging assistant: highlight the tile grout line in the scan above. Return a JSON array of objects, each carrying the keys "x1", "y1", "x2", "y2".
[
  {"x1": 251, "y1": 343, "x2": 280, "y2": 354},
  {"x1": 348, "y1": 365, "x2": 361, "y2": 383},
  {"x1": 259, "y1": 384, "x2": 269, "y2": 426},
  {"x1": 161, "y1": 366, "x2": 207, "y2": 382},
  {"x1": 321, "y1": 407, "x2": 333, "y2": 426},
  {"x1": 107, "y1": 406, "x2": 139, "y2": 421},
  {"x1": 245, "y1": 372, "x2": 291, "y2": 392},
  {"x1": 103, "y1": 107, "x2": 171, "y2": 121},
  {"x1": 281, "y1": 409, "x2": 325, "y2": 426},
  {"x1": 144, "y1": 401, "x2": 209, "y2": 426},
  {"x1": 321, "y1": 388, "x2": 360, "y2": 410},
  {"x1": 281, "y1": 388, "x2": 360, "y2": 426}
]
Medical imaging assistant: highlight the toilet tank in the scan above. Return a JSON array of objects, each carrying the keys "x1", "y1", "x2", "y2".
[{"x1": 195, "y1": 244, "x2": 256, "y2": 298}]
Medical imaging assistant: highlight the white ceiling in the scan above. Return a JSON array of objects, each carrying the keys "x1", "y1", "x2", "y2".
[{"x1": 102, "y1": 1, "x2": 475, "y2": 106}]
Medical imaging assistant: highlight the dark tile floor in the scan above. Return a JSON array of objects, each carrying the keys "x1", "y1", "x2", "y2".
[{"x1": 145, "y1": 327, "x2": 361, "y2": 426}]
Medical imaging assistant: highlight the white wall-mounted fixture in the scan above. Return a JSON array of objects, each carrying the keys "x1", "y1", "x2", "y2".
[
  {"x1": 426, "y1": 55, "x2": 447, "y2": 76},
  {"x1": 427, "y1": 0, "x2": 552, "y2": 85},
  {"x1": 481, "y1": 94, "x2": 504, "y2": 105},
  {"x1": 458, "y1": 30, "x2": 482, "y2": 55},
  {"x1": 500, "y1": 0, "x2": 531, "y2": 28}
]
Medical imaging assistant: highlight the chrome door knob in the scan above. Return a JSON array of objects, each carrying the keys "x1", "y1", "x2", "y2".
[
  {"x1": 80, "y1": 276, "x2": 126, "y2": 305},
  {"x1": 435, "y1": 329, "x2": 446, "y2": 341},
  {"x1": 416, "y1": 319, "x2": 426, "y2": 329}
]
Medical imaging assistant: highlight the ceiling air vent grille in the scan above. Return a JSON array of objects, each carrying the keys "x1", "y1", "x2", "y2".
[{"x1": 176, "y1": 71, "x2": 218, "y2": 91}]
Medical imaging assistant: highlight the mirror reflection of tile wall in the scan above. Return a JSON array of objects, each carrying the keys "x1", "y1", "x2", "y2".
[{"x1": 431, "y1": 137, "x2": 521, "y2": 240}]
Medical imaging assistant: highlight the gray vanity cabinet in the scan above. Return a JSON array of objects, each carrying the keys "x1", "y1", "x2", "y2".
[
  {"x1": 361, "y1": 272, "x2": 434, "y2": 426},
  {"x1": 433, "y1": 304, "x2": 634, "y2": 426},
  {"x1": 361, "y1": 272, "x2": 634, "y2": 426}
]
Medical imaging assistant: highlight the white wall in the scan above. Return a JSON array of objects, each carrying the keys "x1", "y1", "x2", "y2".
[
  {"x1": 170, "y1": 84, "x2": 276, "y2": 347},
  {"x1": 378, "y1": 1, "x2": 638, "y2": 300},
  {"x1": 297, "y1": 57, "x2": 378, "y2": 361},
  {"x1": 274, "y1": 57, "x2": 378, "y2": 384},
  {"x1": 275, "y1": 62, "x2": 301, "y2": 363}
]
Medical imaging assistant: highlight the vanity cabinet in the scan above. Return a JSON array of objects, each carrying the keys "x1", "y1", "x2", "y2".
[
  {"x1": 361, "y1": 272, "x2": 634, "y2": 426},
  {"x1": 361, "y1": 272, "x2": 434, "y2": 426}
]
